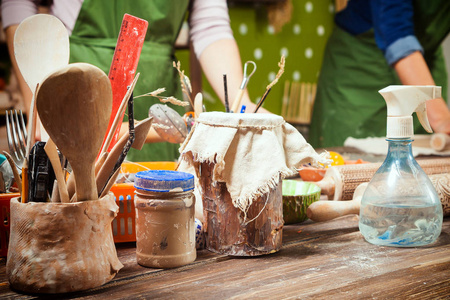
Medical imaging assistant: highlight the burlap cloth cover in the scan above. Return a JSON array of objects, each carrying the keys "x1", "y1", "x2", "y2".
[
  {"x1": 6, "y1": 193, "x2": 123, "y2": 294},
  {"x1": 179, "y1": 112, "x2": 330, "y2": 217}
]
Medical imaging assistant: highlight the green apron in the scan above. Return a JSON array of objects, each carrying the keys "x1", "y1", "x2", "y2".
[
  {"x1": 69, "y1": 0, "x2": 189, "y2": 161},
  {"x1": 309, "y1": 1, "x2": 450, "y2": 148}
]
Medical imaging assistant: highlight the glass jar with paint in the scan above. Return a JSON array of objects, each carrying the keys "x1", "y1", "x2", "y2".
[{"x1": 134, "y1": 170, "x2": 196, "y2": 268}]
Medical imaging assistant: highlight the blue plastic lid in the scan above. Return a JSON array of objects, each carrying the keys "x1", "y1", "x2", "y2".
[
  {"x1": 0, "y1": 154, "x2": 6, "y2": 165},
  {"x1": 134, "y1": 170, "x2": 194, "y2": 192}
]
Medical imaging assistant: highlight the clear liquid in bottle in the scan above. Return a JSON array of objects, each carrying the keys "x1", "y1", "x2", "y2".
[
  {"x1": 359, "y1": 199, "x2": 442, "y2": 247},
  {"x1": 359, "y1": 139, "x2": 443, "y2": 247}
]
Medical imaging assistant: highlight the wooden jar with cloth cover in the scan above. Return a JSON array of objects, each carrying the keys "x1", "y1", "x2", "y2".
[
  {"x1": 69, "y1": 0, "x2": 189, "y2": 162},
  {"x1": 179, "y1": 112, "x2": 330, "y2": 256}
]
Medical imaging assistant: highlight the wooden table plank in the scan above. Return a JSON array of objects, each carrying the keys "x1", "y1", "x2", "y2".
[{"x1": 0, "y1": 216, "x2": 448, "y2": 299}]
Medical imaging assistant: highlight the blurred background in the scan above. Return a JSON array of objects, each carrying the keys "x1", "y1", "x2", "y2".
[{"x1": 0, "y1": 0, "x2": 449, "y2": 150}]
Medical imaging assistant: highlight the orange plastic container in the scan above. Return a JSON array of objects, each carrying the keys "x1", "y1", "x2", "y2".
[
  {"x1": 0, "y1": 193, "x2": 20, "y2": 257},
  {"x1": 111, "y1": 161, "x2": 177, "y2": 243}
]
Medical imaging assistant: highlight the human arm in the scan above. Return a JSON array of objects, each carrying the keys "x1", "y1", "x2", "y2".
[
  {"x1": 393, "y1": 51, "x2": 450, "y2": 134},
  {"x1": 189, "y1": 0, "x2": 269, "y2": 113},
  {"x1": 5, "y1": 25, "x2": 34, "y2": 117},
  {"x1": 198, "y1": 39, "x2": 269, "y2": 113},
  {"x1": 369, "y1": 0, "x2": 450, "y2": 134},
  {"x1": 2, "y1": 0, "x2": 39, "y2": 117},
  {"x1": 119, "y1": 123, "x2": 165, "y2": 144}
]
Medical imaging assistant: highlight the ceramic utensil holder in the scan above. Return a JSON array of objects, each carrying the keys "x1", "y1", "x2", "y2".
[{"x1": 6, "y1": 193, "x2": 123, "y2": 294}]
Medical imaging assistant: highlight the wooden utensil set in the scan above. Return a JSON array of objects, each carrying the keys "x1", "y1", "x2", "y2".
[{"x1": 9, "y1": 14, "x2": 150, "y2": 203}]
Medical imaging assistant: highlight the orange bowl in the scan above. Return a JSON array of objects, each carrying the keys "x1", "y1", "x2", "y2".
[
  {"x1": 298, "y1": 167, "x2": 326, "y2": 182},
  {"x1": 299, "y1": 155, "x2": 369, "y2": 182}
]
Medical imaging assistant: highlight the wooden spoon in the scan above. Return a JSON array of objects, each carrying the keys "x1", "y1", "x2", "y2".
[
  {"x1": 36, "y1": 63, "x2": 112, "y2": 201},
  {"x1": 14, "y1": 14, "x2": 70, "y2": 141},
  {"x1": 44, "y1": 138, "x2": 70, "y2": 203},
  {"x1": 194, "y1": 93, "x2": 203, "y2": 118}
]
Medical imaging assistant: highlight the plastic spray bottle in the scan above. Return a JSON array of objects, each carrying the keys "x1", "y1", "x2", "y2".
[{"x1": 359, "y1": 85, "x2": 443, "y2": 247}]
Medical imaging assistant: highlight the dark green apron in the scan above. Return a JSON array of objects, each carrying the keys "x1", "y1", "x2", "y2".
[
  {"x1": 69, "y1": 0, "x2": 189, "y2": 161},
  {"x1": 309, "y1": 1, "x2": 449, "y2": 148}
]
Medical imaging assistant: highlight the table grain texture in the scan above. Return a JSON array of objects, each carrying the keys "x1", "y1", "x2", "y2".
[{"x1": 0, "y1": 215, "x2": 449, "y2": 299}]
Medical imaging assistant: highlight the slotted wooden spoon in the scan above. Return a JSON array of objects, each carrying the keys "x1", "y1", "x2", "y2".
[{"x1": 36, "y1": 63, "x2": 112, "y2": 201}]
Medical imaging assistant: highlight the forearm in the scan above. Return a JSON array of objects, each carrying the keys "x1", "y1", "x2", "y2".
[
  {"x1": 198, "y1": 39, "x2": 269, "y2": 113},
  {"x1": 119, "y1": 121, "x2": 165, "y2": 144},
  {"x1": 393, "y1": 51, "x2": 450, "y2": 134},
  {"x1": 5, "y1": 25, "x2": 33, "y2": 117}
]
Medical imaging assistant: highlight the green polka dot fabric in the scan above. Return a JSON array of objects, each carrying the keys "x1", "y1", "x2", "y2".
[{"x1": 176, "y1": 0, "x2": 335, "y2": 115}]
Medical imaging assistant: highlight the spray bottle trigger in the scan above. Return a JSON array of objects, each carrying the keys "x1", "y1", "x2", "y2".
[{"x1": 415, "y1": 102, "x2": 433, "y2": 133}]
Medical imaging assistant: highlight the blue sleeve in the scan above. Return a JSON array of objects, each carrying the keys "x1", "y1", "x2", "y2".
[{"x1": 371, "y1": 0, "x2": 424, "y2": 65}]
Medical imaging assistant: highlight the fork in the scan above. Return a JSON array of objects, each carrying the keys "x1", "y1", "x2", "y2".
[{"x1": 5, "y1": 110, "x2": 27, "y2": 169}]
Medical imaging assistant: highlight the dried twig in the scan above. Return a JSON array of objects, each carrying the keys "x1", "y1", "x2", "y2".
[
  {"x1": 254, "y1": 55, "x2": 286, "y2": 113},
  {"x1": 173, "y1": 61, "x2": 193, "y2": 107},
  {"x1": 267, "y1": 55, "x2": 285, "y2": 90},
  {"x1": 135, "y1": 88, "x2": 190, "y2": 107}
]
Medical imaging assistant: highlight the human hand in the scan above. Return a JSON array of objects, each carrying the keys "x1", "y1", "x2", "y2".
[
  {"x1": 431, "y1": 117, "x2": 450, "y2": 135},
  {"x1": 427, "y1": 98, "x2": 450, "y2": 135}
]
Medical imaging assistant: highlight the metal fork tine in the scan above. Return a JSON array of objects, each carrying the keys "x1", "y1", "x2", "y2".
[
  {"x1": 14, "y1": 110, "x2": 27, "y2": 157},
  {"x1": 5, "y1": 110, "x2": 20, "y2": 163},
  {"x1": 5, "y1": 109, "x2": 26, "y2": 168},
  {"x1": 18, "y1": 110, "x2": 27, "y2": 145},
  {"x1": 10, "y1": 111, "x2": 24, "y2": 162}
]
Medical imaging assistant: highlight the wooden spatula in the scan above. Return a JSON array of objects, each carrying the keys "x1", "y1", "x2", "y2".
[{"x1": 36, "y1": 63, "x2": 112, "y2": 201}]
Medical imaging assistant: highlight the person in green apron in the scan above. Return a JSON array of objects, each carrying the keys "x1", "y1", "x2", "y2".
[
  {"x1": 3, "y1": 0, "x2": 261, "y2": 162},
  {"x1": 69, "y1": 1, "x2": 190, "y2": 162},
  {"x1": 309, "y1": 0, "x2": 450, "y2": 148}
]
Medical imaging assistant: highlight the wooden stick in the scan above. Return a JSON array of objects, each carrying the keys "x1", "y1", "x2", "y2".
[
  {"x1": 2, "y1": 151, "x2": 22, "y2": 195},
  {"x1": 96, "y1": 117, "x2": 152, "y2": 197},
  {"x1": 298, "y1": 83, "x2": 305, "y2": 123},
  {"x1": 22, "y1": 83, "x2": 39, "y2": 202},
  {"x1": 287, "y1": 82, "x2": 297, "y2": 121},
  {"x1": 44, "y1": 138, "x2": 70, "y2": 203},
  {"x1": 254, "y1": 88, "x2": 271, "y2": 113},
  {"x1": 95, "y1": 151, "x2": 108, "y2": 175},
  {"x1": 194, "y1": 93, "x2": 203, "y2": 118},
  {"x1": 231, "y1": 89, "x2": 245, "y2": 113},
  {"x1": 281, "y1": 80, "x2": 290, "y2": 118},
  {"x1": 99, "y1": 73, "x2": 139, "y2": 157},
  {"x1": 99, "y1": 167, "x2": 120, "y2": 198},
  {"x1": 311, "y1": 83, "x2": 317, "y2": 108},
  {"x1": 223, "y1": 74, "x2": 230, "y2": 113},
  {"x1": 305, "y1": 83, "x2": 311, "y2": 123}
]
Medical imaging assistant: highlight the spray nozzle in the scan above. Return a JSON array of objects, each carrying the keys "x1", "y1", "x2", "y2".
[{"x1": 379, "y1": 85, "x2": 441, "y2": 138}]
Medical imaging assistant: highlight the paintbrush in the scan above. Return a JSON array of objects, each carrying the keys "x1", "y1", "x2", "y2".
[
  {"x1": 223, "y1": 74, "x2": 230, "y2": 112},
  {"x1": 254, "y1": 88, "x2": 271, "y2": 113},
  {"x1": 254, "y1": 55, "x2": 285, "y2": 113}
]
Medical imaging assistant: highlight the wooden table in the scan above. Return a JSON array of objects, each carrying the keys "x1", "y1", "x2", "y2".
[{"x1": 0, "y1": 216, "x2": 449, "y2": 299}]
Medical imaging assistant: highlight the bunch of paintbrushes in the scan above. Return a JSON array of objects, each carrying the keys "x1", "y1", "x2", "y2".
[{"x1": 224, "y1": 55, "x2": 285, "y2": 113}]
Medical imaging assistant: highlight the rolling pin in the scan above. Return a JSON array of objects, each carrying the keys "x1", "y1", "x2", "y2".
[
  {"x1": 314, "y1": 158, "x2": 450, "y2": 201},
  {"x1": 430, "y1": 133, "x2": 450, "y2": 151},
  {"x1": 307, "y1": 173, "x2": 450, "y2": 222}
]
